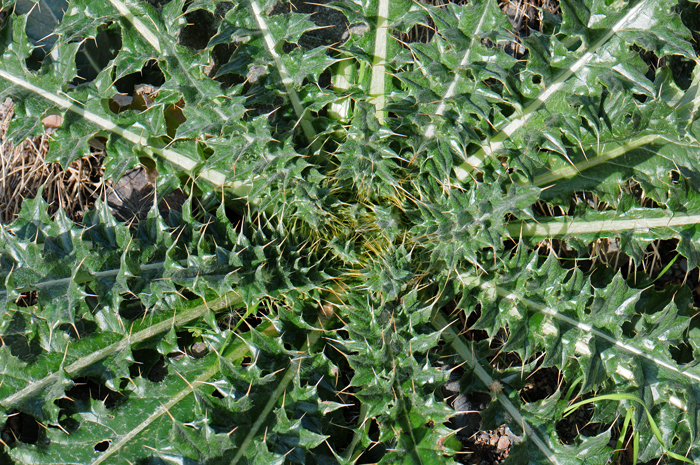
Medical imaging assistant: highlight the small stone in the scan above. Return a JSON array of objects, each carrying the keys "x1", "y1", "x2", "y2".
[
  {"x1": 504, "y1": 426, "x2": 524, "y2": 445},
  {"x1": 41, "y1": 114, "x2": 62, "y2": 129},
  {"x1": 168, "y1": 351, "x2": 185, "y2": 361},
  {"x1": 134, "y1": 84, "x2": 158, "y2": 108},
  {"x1": 606, "y1": 239, "x2": 620, "y2": 254},
  {"x1": 341, "y1": 23, "x2": 369, "y2": 41},
  {"x1": 444, "y1": 381, "x2": 460, "y2": 393},
  {"x1": 106, "y1": 167, "x2": 155, "y2": 225},
  {"x1": 320, "y1": 303, "x2": 334, "y2": 318},
  {"x1": 247, "y1": 65, "x2": 267, "y2": 83},
  {"x1": 191, "y1": 342, "x2": 208, "y2": 358},
  {"x1": 111, "y1": 93, "x2": 133, "y2": 109},
  {"x1": 497, "y1": 435, "x2": 510, "y2": 450}
]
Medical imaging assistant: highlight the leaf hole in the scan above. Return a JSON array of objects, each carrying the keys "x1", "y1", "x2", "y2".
[
  {"x1": 15, "y1": 0, "x2": 69, "y2": 71},
  {"x1": 3, "y1": 310, "x2": 43, "y2": 363},
  {"x1": 220, "y1": 301, "x2": 270, "y2": 334},
  {"x1": 119, "y1": 296, "x2": 147, "y2": 320},
  {"x1": 496, "y1": 102, "x2": 515, "y2": 119},
  {"x1": 140, "y1": 0, "x2": 174, "y2": 7},
  {"x1": 59, "y1": 377, "x2": 122, "y2": 410},
  {"x1": 212, "y1": 388, "x2": 225, "y2": 399},
  {"x1": 367, "y1": 418, "x2": 380, "y2": 442},
  {"x1": 355, "y1": 431, "x2": 386, "y2": 464},
  {"x1": 176, "y1": 330, "x2": 198, "y2": 356},
  {"x1": 668, "y1": 56, "x2": 696, "y2": 90},
  {"x1": 218, "y1": 311, "x2": 242, "y2": 332},
  {"x1": 1, "y1": 410, "x2": 40, "y2": 445},
  {"x1": 94, "y1": 440, "x2": 111, "y2": 452},
  {"x1": 73, "y1": 23, "x2": 122, "y2": 85},
  {"x1": 14, "y1": 291, "x2": 37, "y2": 307},
  {"x1": 670, "y1": 342, "x2": 694, "y2": 365},
  {"x1": 621, "y1": 319, "x2": 636, "y2": 338},
  {"x1": 565, "y1": 37, "x2": 583, "y2": 52},
  {"x1": 208, "y1": 44, "x2": 243, "y2": 88},
  {"x1": 395, "y1": 9, "x2": 440, "y2": 46},
  {"x1": 178, "y1": 9, "x2": 218, "y2": 51},
  {"x1": 519, "y1": 367, "x2": 565, "y2": 403},
  {"x1": 444, "y1": 367, "x2": 490, "y2": 441},
  {"x1": 488, "y1": 327, "x2": 524, "y2": 370},
  {"x1": 555, "y1": 403, "x2": 597, "y2": 445},
  {"x1": 633, "y1": 45, "x2": 664, "y2": 79},
  {"x1": 454, "y1": 307, "x2": 489, "y2": 342},
  {"x1": 57, "y1": 318, "x2": 99, "y2": 340},
  {"x1": 130, "y1": 349, "x2": 169, "y2": 382},
  {"x1": 113, "y1": 59, "x2": 165, "y2": 96}
]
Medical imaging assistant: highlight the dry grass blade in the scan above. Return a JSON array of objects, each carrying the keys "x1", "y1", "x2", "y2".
[{"x1": 0, "y1": 99, "x2": 105, "y2": 224}]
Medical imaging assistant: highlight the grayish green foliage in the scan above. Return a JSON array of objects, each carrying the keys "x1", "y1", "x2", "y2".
[{"x1": 1, "y1": 0, "x2": 700, "y2": 463}]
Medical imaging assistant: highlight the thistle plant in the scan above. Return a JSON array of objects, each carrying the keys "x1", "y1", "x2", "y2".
[{"x1": 1, "y1": 0, "x2": 700, "y2": 463}]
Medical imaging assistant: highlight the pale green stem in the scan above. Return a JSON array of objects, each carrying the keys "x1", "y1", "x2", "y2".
[
  {"x1": 230, "y1": 317, "x2": 329, "y2": 464},
  {"x1": 457, "y1": 273, "x2": 700, "y2": 391},
  {"x1": 0, "y1": 260, "x2": 175, "y2": 299},
  {"x1": 433, "y1": 313, "x2": 560, "y2": 465},
  {"x1": 369, "y1": 0, "x2": 390, "y2": 122},
  {"x1": 453, "y1": 0, "x2": 649, "y2": 177},
  {"x1": 249, "y1": 0, "x2": 316, "y2": 142},
  {"x1": 1, "y1": 291, "x2": 243, "y2": 410},
  {"x1": 108, "y1": 0, "x2": 161, "y2": 54},
  {"x1": 0, "y1": 69, "x2": 251, "y2": 195},
  {"x1": 92, "y1": 365, "x2": 219, "y2": 465},
  {"x1": 424, "y1": 0, "x2": 492, "y2": 139},
  {"x1": 329, "y1": 58, "x2": 355, "y2": 122},
  {"x1": 532, "y1": 134, "x2": 663, "y2": 186},
  {"x1": 507, "y1": 212, "x2": 700, "y2": 239},
  {"x1": 92, "y1": 321, "x2": 257, "y2": 464}
]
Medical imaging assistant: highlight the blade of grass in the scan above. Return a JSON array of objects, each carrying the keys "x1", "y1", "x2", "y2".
[
  {"x1": 563, "y1": 393, "x2": 692, "y2": 463},
  {"x1": 612, "y1": 407, "x2": 635, "y2": 465}
]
